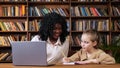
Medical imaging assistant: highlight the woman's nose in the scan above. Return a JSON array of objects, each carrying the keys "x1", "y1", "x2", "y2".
[{"x1": 55, "y1": 29, "x2": 62, "y2": 33}]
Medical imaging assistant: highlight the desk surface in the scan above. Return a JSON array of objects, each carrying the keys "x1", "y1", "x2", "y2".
[{"x1": 0, "y1": 63, "x2": 120, "y2": 68}]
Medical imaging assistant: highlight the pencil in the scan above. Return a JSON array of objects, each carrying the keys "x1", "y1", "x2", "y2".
[{"x1": 61, "y1": 50, "x2": 66, "y2": 57}]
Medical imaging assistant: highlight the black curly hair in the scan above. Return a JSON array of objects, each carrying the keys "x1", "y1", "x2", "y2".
[{"x1": 39, "y1": 12, "x2": 69, "y2": 43}]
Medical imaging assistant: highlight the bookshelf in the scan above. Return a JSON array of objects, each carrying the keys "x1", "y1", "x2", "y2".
[
  {"x1": 70, "y1": 0, "x2": 120, "y2": 53},
  {"x1": 0, "y1": 0, "x2": 120, "y2": 63},
  {"x1": 0, "y1": 1, "x2": 28, "y2": 62}
]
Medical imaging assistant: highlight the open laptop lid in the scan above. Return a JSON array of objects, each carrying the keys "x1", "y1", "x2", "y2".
[{"x1": 11, "y1": 41, "x2": 49, "y2": 66}]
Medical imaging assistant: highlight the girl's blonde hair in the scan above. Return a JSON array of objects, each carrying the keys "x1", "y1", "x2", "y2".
[{"x1": 83, "y1": 29, "x2": 101, "y2": 49}]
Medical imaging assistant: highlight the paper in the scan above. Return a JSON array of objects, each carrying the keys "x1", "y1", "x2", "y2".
[{"x1": 63, "y1": 62, "x2": 75, "y2": 65}]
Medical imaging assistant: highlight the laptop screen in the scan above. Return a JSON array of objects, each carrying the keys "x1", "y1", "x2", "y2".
[{"x1": 11, "y1": 41, "x2": 49, "y2": 66}]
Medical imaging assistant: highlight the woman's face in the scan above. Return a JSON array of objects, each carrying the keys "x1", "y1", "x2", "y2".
[{"x1": 52, "y1": 23, "x2": 62, "y2": 40}]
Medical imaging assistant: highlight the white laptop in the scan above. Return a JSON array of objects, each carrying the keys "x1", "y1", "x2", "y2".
[{"x1": 11, "y1": 41, "x2": 53, "y2": 66}]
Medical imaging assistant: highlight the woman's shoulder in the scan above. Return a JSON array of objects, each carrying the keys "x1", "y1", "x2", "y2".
[
  {"x1": 33, "y1": 35, "x2": 40, "y2": 38},
  {"x1": 31, "y1": 35, "x2": 41, "y2": 41}
]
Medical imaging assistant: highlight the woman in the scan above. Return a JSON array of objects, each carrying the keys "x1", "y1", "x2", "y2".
[{"x1": 31, "y1": 12, "x2": 69, "y2": 64}]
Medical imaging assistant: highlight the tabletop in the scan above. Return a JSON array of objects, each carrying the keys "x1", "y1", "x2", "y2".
[{"x1": 0, "y1": 63, "x2": 120, "y2": 68}]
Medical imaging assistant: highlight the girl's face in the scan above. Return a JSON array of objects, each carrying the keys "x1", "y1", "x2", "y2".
[
  {"x1": 52, "y1": 23, "x2": 62, "y2": 40},
  {"x1": 80, "y1": 34, "x2": 97, "y2": 52}
]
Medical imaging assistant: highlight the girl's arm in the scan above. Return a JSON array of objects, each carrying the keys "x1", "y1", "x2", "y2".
[
  {"x1": 75, "y1": 59, "x2": 99, "y2": 64},
  {"x1": 96, "y1": 53, "x2": 116, "y2": 64}
]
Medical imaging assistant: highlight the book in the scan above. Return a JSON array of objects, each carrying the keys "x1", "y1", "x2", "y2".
[
  {"x1": 0, "y1": 36, "x2": 7, "y2": 46},
  {"x1": 34, "y1": 6, "x2": 41, "y2": 16},
  {"x1": 90, "y1": 7, "x2": 98, "y2": 16},
  {"x1": 80, "y1": 7, "x2": 87, "y2": 16},
  {"x1": 85, "y1": 7, "x2": 91, "y2": 16},
  {"x1": 0, "y1": 53, "x2": 9, "y2": 61},
  {"x1": 0, "y1": 22, "x2": 6, "y2": 31},
  {"x1": 71, "y1": 6, "x2": 75, "y2": 16},
  {"x1": 0, "y1": 6, "x2": 2, "y2": 16},
  {"x1": 15, "y1": 6, "x2": 19, "y2": 16},
  {"x1": 3, "y1": 22, "x2": 11, "y2": 31},
  {"x1": 16, "y1": 22, "x2": 25, "y2": 31},
  {"x1": 63, "y1": 62, "x2": 75, "y2": 65},
  {"x1": 75, "y1": 6, "x2": 80, "y2": 16},
  {"x1": 21, "y1": 5, "x2": 26, "y2": 16},
  {"x1": 63, "y1": 62, "x2": 81, "y2": 65}
]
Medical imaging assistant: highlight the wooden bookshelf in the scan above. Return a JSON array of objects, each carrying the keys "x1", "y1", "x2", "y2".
[
  {"x1": 0, "y1": 0, "x2": 120, "y2": 63},
  {"x1": 70, "y1": 0, "x2": 120, "y2": 50},
  {"x1": 0, "y1": 0, "x2": 28, "y2": 63}
]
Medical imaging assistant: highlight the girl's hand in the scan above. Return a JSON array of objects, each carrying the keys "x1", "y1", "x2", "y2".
[
  {"x1": 75, "y1": 61, "x2": 88, "y2": 65},
  {"x1": 62, "y1": 57, "x2": 70, "y2": 63}
]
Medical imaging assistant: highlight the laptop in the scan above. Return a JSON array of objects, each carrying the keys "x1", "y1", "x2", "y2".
[{"x1": 11, "y1": 41, "x2": 53, "y2": 66}]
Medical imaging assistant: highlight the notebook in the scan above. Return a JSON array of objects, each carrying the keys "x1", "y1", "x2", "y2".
[{"x1": 11, "y1": 41, "x2": 53, "y2": 66}]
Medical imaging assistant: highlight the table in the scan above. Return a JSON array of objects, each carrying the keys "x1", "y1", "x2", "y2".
[{"x1": 0, "y1": 63, "x2": 120, "y2": 68}]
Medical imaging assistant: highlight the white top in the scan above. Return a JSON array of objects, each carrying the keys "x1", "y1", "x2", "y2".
[{"x1": 31, "y1": 35, "x2": 69, "y2": 64}]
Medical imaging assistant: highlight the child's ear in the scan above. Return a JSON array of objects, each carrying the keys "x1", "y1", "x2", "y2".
[{"x1": 93, "y1": 41, "x2": 97, "y2": 46}]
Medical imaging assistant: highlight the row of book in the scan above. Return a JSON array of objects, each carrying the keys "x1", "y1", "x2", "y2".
[
  {"x1": 29, "y1": 19, "x2": 70, "y2": 31},
  {"x1": 0, "y1": 52, "x2": 12, "y2": 62},
  {"x1": 0, "y1": 0, "x2": 27, "y2": 1},
  {"x1": 0, "y1": 21, "x2": 27, "y2": 31},
  {"x1": 72, "y1": 20, "x2": 109, "y2": 31},
  {"x1": 71, "y1": 34, "x2": 110, "y2": 46},
  {"x1": 30, "y1": 0, "x2": 67, "y2": 2},
  {"x1": 111, "y1": 0, "x2": 120, "y2": 1},
  {"x1": 71, "y1": 6, "x2": 120, "y2": 16},
  {"x1": 0, "y1": 5, "x2": 119, "y2": 17},
  {"x1": 0, "y1": 36, "x2": 10, "y2": 46},
  {"x1": 0, "y1": 19, "x2": 69, "y2": 31},
  {"x1": 0, "y1": 5, "x2": 26, "y2": 17},
  {"x1": 72, "y1": 0, "x2": 120, "y2": 2},
  {"x1": 29, "y1": 6, "x2": 69, "y2": 17},
  {"x1": 29, "y1": 19, "x2": 41, "y2": 31},
  {"x1": 1, "y1": 0, "x2": 119, "y2": 2},
  {"x1": 0, "y1": 20, "x2": 119, "y2": 32},
  {"x1": 75, "y1": 0, "x2": 107, "y2": 2},
  {"x1": 0, "y1": 35, "x2": 27, "y2": 46},
  {"x1": 71, "y1": 6, "x2": 108, "y2": 17}
]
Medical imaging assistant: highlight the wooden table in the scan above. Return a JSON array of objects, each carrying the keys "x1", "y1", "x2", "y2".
[{"x1": 0, "y1": 63, "x2": 120, "y2": 68}]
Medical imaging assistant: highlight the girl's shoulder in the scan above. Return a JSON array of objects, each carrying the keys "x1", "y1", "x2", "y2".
[
  {"x1": 97, "y1": 49, "x2": 105, "y2": 53},
  {"x1": 94, "y1": 49, "x2": 107, "y2": 55}
]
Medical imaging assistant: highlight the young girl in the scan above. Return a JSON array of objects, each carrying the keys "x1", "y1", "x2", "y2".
[
  {"x1": 63, "y1": 29, "x2": 115, "y2": 64},
  {"x1": 31, "y1": 12, "x2": 69, "y2": 64}
]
